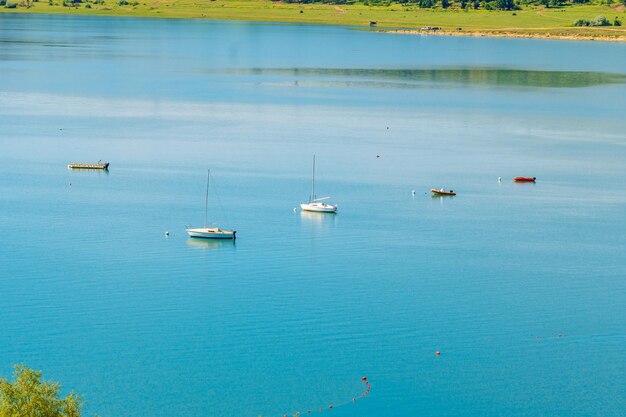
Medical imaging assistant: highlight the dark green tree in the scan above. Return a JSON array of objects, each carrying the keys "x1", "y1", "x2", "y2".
[{"x1": 494, "y1": 0, "x2": 517, "y2": 9}]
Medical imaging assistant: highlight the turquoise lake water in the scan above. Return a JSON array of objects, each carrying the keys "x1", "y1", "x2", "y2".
[{"x1": 1, "y1": 14, "x2": 625, "y2": 417}]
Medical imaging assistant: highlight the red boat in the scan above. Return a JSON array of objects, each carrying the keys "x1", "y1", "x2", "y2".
[
  {"x1": 514, "y1": 177, "x2": 536, "y2": 182},
  {"x1": 431, "y1": 188, "x2": 456, "y2": 196}
]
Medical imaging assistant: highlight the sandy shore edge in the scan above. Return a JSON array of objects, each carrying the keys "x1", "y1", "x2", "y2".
[{"x1": 388, "y1": 29, "x2": 626, "y2": 43}]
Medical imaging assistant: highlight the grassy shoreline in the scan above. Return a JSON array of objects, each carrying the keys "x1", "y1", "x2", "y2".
[{"x1": 2, "y1": 1, "x2": 626, "y2": 42}]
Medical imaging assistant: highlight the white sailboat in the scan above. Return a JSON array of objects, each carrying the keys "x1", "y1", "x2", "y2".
[
  {"x1": 300, "y1": 155, "x2": 337, "y2": 213},
  {"x1": 186, "y1": 170, "x2": 236, "y2": 239}
]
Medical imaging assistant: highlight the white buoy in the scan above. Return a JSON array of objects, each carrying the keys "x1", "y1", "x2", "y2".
[
  {"x1": 165, "y1": 231, "x2": 169, "y2": 237},
  {"x1": 412, "y1": 190, "x2": 416, "y2": 196},
  {"x1": 293, "y1": 207, "x2": 297, "y2": 213},
  {"x1": 498, "y1": 177, "x2": 502, "y2": 182}
]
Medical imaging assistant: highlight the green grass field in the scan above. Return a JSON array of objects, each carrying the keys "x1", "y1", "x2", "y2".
[{"x1": 2, "y1": 0, "x2": 626, "y2": 41}]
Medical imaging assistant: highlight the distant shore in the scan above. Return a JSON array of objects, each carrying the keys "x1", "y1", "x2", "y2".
[
  {"x1": 2, "y1": 0, "x2": 626, "y2": 43},
  {"x1": 391, "y1": 28, "x2": 626, "y2": 43}
]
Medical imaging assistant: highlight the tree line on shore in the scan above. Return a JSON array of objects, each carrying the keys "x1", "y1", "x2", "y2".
[
  {"x1": 282, "y1": 0, "x2": 626, "y2": 11},
  {"x1": 4, "y1": 0, "x2": 626, "y2": 13}
]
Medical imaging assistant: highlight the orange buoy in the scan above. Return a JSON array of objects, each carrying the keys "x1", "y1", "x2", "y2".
[
  {"x1": 329, "y1": 404, "x2": 333, "y2": 409},
  {"x1": 436, "y1": 351, "x2": 441, "y2": 356}
]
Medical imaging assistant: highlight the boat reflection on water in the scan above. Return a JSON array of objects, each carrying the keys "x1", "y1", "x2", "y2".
[
  {"x1": 299, "y1": 209, "x2": 338, "y2": 226},
  {"x1": 186, "y1": 237, "x2": 236, "y2": 250},
  {"x1": 430, "y1": 193, "x2": 454, "y2": 205},
  {"x1": 68, "y1": 168, "x2": 110, "y2": 175}
]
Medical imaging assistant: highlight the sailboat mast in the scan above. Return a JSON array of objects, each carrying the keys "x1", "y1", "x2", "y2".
[
  {"x1": 204, "y1": 169, "x2": 210, "y2": 228},
  {"x1": 311, "y1": 155, "x2": 316, "y2": 202}
]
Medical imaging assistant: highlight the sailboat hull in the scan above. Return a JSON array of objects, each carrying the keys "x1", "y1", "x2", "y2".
[
  {"x1": 300, "y1": 203, "x2": 337, "y2": 213},
  {"x1": 186, "y1": 228, "x2": 236, "y2": 239}
]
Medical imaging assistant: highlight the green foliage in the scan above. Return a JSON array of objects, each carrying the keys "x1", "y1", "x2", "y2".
[
  {"x1": 311, "y1": 0, "x2": 521, "y2": 9},
  {"x1": 0, "y1": 365, "x2": 83, "y2": 417},
  {"x1": 284, "y1": 0, "x2": 351, "y2": 3},
  {"x1": 494, "y1": 0, "x2": 518, "y2": 10},
  {"x1": 363, "y1": 0, "x2": 391, "y2": 5},
  {"x1": 4, "y1": 1, "x2": 17, "y2": 6},
  {"x1": 574, "y1": 15, "x2": 613, "y2": 26},
  {"x1": 592, "y1": 14, "x2": 611, "y2": 26}
]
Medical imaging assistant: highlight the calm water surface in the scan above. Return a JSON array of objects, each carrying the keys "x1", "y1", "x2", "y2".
[{"x1": 1, "y1": 14, "x2": 625, "y2": 417}]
